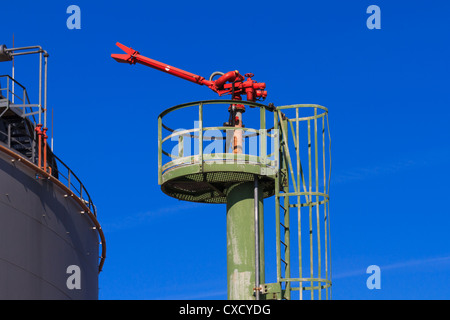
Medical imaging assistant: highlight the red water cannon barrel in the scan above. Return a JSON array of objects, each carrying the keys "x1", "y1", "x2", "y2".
[{"x1": 111, "y1": 42, "x2": 267, "y2": 102}]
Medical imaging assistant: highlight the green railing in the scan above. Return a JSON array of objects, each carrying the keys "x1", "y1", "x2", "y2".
[{"x1": 158, "y1": 100, "x2": 279, "y2": 184}]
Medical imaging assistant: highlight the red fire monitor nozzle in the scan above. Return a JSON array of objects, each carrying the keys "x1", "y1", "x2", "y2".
[{"x1": 111, "y1": 42, "x2": 267, "y2": 103}]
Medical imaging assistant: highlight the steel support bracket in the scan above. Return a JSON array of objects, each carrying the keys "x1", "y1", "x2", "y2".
[{"x1": 260, "y1": 282, "x2": 283, "y2": 300}]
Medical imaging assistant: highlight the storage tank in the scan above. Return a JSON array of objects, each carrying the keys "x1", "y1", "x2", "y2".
[{"x1": 0, "y1": 44, "x2": 106, "y2": 299}]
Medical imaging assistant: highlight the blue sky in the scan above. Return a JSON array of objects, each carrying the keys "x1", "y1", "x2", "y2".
[{"x1": 1, "y1": 0, "x2": 449, "y2": 299}]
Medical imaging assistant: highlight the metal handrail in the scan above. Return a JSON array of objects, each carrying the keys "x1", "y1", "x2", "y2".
[
  {"x1": 0, "y1": 75, "x2": 26, "y2": 102},
  {"x1": 158, "y1": 100, "x2": 278, "y2": 182},
  {"x1": 0, "y1": 124, "x2": 96, "y2": 217},
  {"x1": 0, "y1": 75, "x2": 38, "y2": 124},
  {"x1": 51, "y1": 153, "x2": 96, "y2": 216},
  {"x1": 157, "y1": 99, "x2": 270, "y2": 118}
]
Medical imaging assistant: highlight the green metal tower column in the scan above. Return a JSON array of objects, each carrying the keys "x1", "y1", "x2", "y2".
[{"x1": 226, "y1": 181, "x2": 265, "y2": 300}]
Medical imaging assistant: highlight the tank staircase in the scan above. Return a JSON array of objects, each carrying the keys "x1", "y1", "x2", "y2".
[
  {"x1": 0, "y1": 75, "x2": 39, "y2": 162},
  {"x1": 1, "y1": 115, "x2": 34, "y2": 159}
]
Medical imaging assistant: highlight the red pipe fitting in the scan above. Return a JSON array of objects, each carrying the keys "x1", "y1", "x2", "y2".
[
  {"x1": 42, "y1": 127, "x2": 48, "y2": 172},
  {"x1": 35, "y1": 124, "x2": 43, "y2": 169},
  {"x1": 214, "y1": 71, "x2": 244, "y2": 89}
]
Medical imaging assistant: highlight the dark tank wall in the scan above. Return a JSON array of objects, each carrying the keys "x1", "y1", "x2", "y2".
[{"x1": 0, "y1": 146, "x2": 99, "y2": 299}]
